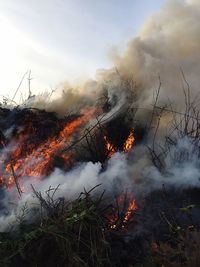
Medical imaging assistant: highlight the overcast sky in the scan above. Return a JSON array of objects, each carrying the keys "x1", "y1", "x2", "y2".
[{"x1": 0, "y1": 0, "x2": 165, "y2": 100}]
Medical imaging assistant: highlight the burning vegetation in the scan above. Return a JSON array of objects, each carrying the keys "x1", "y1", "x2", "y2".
[
  {"x1": 1, "y1": 84, "x2": 200, "y2": 267},
  {"x1": 0, "y1": 107, "x2": 99, "y2": 188},
  {"x1": 0, "y1": 102, "x2": 141, "y2": 267},
  {"x1": 107, "y1": 192, "x2": 137, "y2": 230},
  {"x1": 104, "y1": 130, "x2": 134, "y2": 158},
  {"x1": 1, "y1": 0, "x2": 200, "y2": 265},
  {"x1": 0, "y1": 106, "x2": 135, "y2": 190}
]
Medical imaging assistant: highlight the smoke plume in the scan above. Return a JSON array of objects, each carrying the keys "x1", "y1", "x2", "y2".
[
  {"x1": 24, "y1": 0, "x2": 200, "y2": 121},
  {"x1": 111, "y1": 0, "x2": 200, "y2": 108}
]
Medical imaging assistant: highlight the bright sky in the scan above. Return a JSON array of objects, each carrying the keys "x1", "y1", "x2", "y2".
[{"x1": 0, "y1": 0, "x2": 165, "y2": 101}]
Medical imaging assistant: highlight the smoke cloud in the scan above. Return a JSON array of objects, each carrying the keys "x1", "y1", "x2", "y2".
[
  {"x1": 111, "y1": 0, "x2": 200, "y2": 108},
  {"x1": 25, "y1": 0, "x2": 200, "y2": 120}
]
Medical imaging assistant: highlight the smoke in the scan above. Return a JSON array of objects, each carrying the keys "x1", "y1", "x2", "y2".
[
  {"x1": 2, "y1": 135, "x2": 200, "y2": 232},
  {"x1": 24, "y1": 0, "x2": 200, "y2": 122},
  {"x1": 25, "y1": 82, "x2": 99, "y2": 116},
  {"x1": 0, "y1": 153, "x2": 131, "y2": 231},
  {"x1": 111, "y1": 0, "x2": 200, "y2": 108}
]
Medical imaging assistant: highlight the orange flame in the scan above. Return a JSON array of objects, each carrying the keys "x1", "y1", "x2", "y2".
[
  {"x1": 124, "y1": 199, "x2": 137, "y2": 222},
  {"x1": 103, "y1": 135, "x2": 116, "y2": 158},
  {"x1": 0, "y1": 107, "x2": 98, "y2": 187},
  {"x1": 104, "y1": 130, "x2": 134, "y2": 158},
  {"x1": 109, "y1": 194, "x2": 137, "y2": 230},
  {"x1": 123, "y1": 131, "x2": 135, "y2": 153}
]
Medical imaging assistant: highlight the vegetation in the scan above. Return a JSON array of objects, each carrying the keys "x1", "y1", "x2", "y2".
[
  {"x1": 0, "y1": 186, "x2": 111, "y2": 267},
  {"x1": 0, "y1": 185, "x2": 200, "y2": 267}
]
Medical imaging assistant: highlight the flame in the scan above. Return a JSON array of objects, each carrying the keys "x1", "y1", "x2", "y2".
[
  {"x1": 123, "y1": 131, "x2": 134, "y2": 153},
  {"x1": 0, "y1": 107, "x2": 134, "y2": 189},
  {"x1": 0, "y1": 107, "x2": 98, "y2": 187},
  {"x1": 104, "y1": 130, "x2": 134, "y2": 158},
  {"x1": 103, "y1": 135, "x2": 116, "y2": 158},
  {"x1": 124, "y1": 199, "x2": 137, "y2": 222},
  {"x1": 108, "y1": 193, "x2": 137, "y2": 230}
]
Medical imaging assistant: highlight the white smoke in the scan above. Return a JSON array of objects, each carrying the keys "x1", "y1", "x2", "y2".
[
  {"x1": 0, "y1": 153, "x2": 131, "y2": 231},
  {"x1": 2, "y1": 136, "x2": 200, "y2": 232}
]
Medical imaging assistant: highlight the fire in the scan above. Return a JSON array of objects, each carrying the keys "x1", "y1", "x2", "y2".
[
  {"x1": 108, "y1": 193, "x2": 137, "y2": 230},
  {"x1": 0, "y1": 106, "x2": 134, "y2": 190},
  {"x1": 123, "y1": 131, "x2": 134, "y2": 153},
  {"x1": 0, "y1": 107, "x2": 98, "y2": 187},
  {"x1": 103, "y1": 135, "x2": 116, "y2": 158},
  {"x1": 104, "y1": 129, "x2": 134, "y2": 158},
  {"x1": 124, "y1": 198, "x2": 137, "y2": 222}
]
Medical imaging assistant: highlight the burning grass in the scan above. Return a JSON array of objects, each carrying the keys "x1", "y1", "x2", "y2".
[
  {"x1": 0, "y1": 105, "x2": 136, "y2": 192},
  {"x1": 106, "y1": 192, "x2": 137, "y2": 230},
  {"x1": 0, "y1": 107, "x2": 99, "y2": 188}
]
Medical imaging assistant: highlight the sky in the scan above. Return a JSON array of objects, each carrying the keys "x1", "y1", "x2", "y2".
[{"x1": 0, "y1": 0, "x2": 165, "y2": 101}]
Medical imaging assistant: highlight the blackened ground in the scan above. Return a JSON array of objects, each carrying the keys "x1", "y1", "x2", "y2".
[
  {"x1": 104, "y1": 187, "x2": 200, "y2": 266},
  {"x1": 133, "y1": 187, "x2": 200, "y2": 242}
]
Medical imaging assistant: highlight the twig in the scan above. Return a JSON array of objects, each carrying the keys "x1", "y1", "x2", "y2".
[
  {"x1": 12, "y1": 70, "x2": 29, "y2": 102},
  {"x1": 10, "y1": 161, "x2": 22, "y2": 197},
  {"x1": 27, "y1": 70, "x2": 33, "y2": 99}
]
